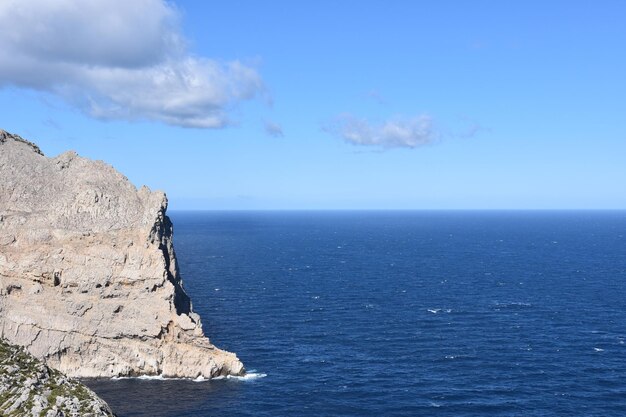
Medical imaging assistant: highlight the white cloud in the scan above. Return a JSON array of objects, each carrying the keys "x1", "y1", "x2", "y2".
[
  {"x1": 0, "y1": 0, "x2": 265, "y2": 128},
  {"x1": 264, "y1": 121, "x2": 284, "y2": 137},
  {"x1": 325, "y1": 114, "x2": 439, "y2": 149}
]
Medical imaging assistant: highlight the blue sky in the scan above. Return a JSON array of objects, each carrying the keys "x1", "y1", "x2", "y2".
[{"x1": 1, "y1": 0, "x2": 625, "y2": 209}]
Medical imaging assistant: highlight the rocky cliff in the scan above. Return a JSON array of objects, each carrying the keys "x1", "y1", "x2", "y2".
[
  {"x1": 0, "y1": 338, "x2": 115, "y2": 417},
  {"x1": 0, "y1": 129, "x2": 244, "y2": 379}
]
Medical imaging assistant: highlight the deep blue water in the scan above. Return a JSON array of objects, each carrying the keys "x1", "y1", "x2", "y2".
[{"x1": 86, "y1": 211, "x2": 626, "y2": 416}]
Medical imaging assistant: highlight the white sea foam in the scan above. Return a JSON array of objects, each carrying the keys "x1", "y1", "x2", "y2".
[
  {"x1": 494, "y1": 301, "x2": 532, "y2": 308},
  {"x1": 111, "y1": 371, "x2": 267, "y2": 382},
  {"x1": 427, "y1": 308, "x2": 451, "y2": 314},
  {"x1": 112, "y1": 374, "x2": 166, "y2": 381},
  {"x1": 594, "y1": 347, "x2": 604, "y2": 352},
  {"x1": 211, "y1": 371, "x2": 267, "y2": 381},
  {"x1": 228, "y1": 372, "x2": 267, "y2": 381}
]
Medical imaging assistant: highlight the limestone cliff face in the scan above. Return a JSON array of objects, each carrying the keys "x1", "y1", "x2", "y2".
[{"x1": 0, "y1": 129, "x2": 244, "y2": 379}]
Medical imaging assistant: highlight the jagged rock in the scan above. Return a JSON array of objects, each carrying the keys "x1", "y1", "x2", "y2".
[
  {"x1": 0, "y1": 129, "x2": 244, "y2": 379},
  {"x1": 0, "y1": 338, "x2": 115, "y2": 417}
]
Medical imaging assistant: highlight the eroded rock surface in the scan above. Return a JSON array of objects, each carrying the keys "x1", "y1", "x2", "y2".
[
  {"x1": 0, "y1": 129, "x2": 244, "y2": 378},
  {"x1": 0, "y1": 338, "x2": 115, "y2": 417}
]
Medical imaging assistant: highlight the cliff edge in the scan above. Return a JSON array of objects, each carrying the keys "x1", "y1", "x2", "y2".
[{"x1": 0, "y1": 129, "x2": 244, "y2": 379}]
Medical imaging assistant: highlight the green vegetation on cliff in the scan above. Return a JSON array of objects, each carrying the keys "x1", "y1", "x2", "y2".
[{"x1": 0, "y1": 339, "x2": 115, "y2": 417}]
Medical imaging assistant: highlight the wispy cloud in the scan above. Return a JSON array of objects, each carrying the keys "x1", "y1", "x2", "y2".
[
  {"x1": 0, "y1": 0, "x2": 265, "y2": 128},
  {"x1": 364, "y1": 90, "x2": 387, "y2": 105},
  {"x1": 324, "y1": 114, "x2": 439, "y2": 149},
  {"x1": 42, "y1": 119, "x2": 62, "y2": 130},
  {"x1": 264, "y1": 121, "x2": 284, "y2": 137},
  {"x1": 451, "y1": 117, "x2": 490, "y2": 139}
]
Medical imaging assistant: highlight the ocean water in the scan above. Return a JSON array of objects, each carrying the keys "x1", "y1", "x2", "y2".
[{"x1": 85, "y1": 211, "x2": 626, "y2": 416}]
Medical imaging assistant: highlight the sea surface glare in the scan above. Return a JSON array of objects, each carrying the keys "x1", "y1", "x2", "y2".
[{"x1": 86, "y1": 211, "x2": 626, "y2": 416}]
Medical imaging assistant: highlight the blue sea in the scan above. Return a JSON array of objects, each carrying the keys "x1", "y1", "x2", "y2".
[{"x1": 86, "y1": 211, "x2": 626, "y2": 416}]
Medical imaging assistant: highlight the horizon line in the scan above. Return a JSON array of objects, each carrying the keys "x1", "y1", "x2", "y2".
[{"x1": 168, "y1": 208, "x2": 626, "y2": 212}]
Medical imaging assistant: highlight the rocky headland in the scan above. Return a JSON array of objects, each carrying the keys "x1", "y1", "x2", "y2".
[
  {"x1": 0, "y1": 129, "x2": 244, "y2": 379},
  {"x1": 0, "y1": 338, "x2": 115, "y2": 417}
]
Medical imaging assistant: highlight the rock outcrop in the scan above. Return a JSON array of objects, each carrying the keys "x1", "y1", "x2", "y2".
[
  {"x1": 0, "y1": 338, "x2": 116, "y2": 417},
  {"x1": 0, "y1": 129, "x2": 244, "y2": 379}
]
